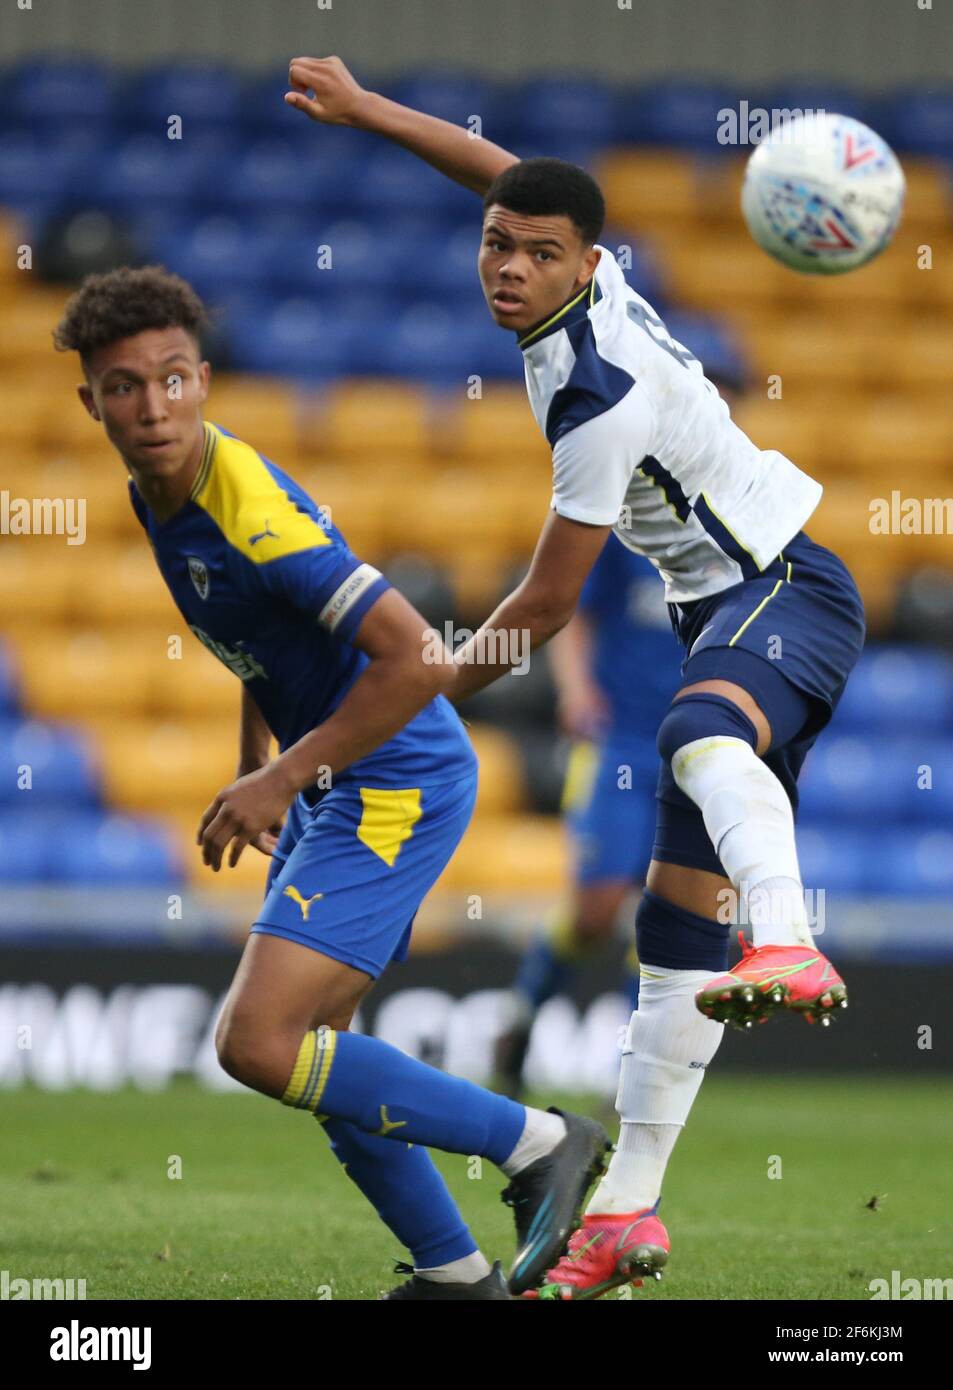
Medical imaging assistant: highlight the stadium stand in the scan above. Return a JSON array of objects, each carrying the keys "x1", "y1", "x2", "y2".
[{"x1": 2, "y1": 64, "x2": 952, "y2": 915}]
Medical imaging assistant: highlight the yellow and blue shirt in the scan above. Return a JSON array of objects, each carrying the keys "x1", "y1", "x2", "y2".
[{"x1": 129, "y1": 421, "x2": 476, "y2": 789}]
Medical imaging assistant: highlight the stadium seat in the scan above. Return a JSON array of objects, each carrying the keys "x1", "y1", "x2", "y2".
[
  {"x1": 874, "y1": 829, "x2": 953, "y2": 896},
  {"x1": 56, "y1": 810, "x2": 185, "y2": 885},
  {"x1": 0, "y1": 717, "x2": 100, "y2": 807},
  {"x1": 312, "y1": 379, "x2": 431, "y2": 461},
  {"x1": 441, "y1": 814, "x2": 568, "y2": 893},
  {"x1": 878, "y1": 89, "x2": 953, "y2": 161},
  {"x1": 434, "y1": 385, "x2": 551, "y2": 467},
  {"x1": 467, "y1": 724, "x2": 527, "y2": 815},
  {"x1": 503, "y1": 76, "x2": 619, "y2": 151},
  {"x1": 94, "y1": 719, "x2": 238, "y2": 815},
  {"x1": 793, "y1": 825, "x2": 875, "y2": 895},
  {"x1": 614, "y1": 81, "x2": 737, "y2": 151},
  {"x1": 831, "y1": 645, "x2": 953, "y2": 734},
  {"x1": 119, "y1": 63, "x2": 245, "y2": 135}
]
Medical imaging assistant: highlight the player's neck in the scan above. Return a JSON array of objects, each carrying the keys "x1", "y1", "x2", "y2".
[{"x1": 128, "y1": 423, "x2": 206, "y2": 523}]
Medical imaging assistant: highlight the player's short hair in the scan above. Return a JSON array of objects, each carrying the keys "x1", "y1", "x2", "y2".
[
  {"x1": 53, "y1": 264, "x2": 208, "y2": 365},
  {"x1": 483, "y1": 157, "x2": 606, "y2": 247}
]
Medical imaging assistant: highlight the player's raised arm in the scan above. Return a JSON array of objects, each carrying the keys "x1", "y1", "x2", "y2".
[{"x1": 285, "y1": 55, "x2": 518, "y2": 195}]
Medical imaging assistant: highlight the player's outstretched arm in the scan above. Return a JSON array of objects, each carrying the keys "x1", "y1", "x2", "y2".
[
  {"x1": 449, "y1": 512, "x2": 611, "y2": 705},
  {"x1": 285, "y1": 55, "x2": 518, "y2": 195}
]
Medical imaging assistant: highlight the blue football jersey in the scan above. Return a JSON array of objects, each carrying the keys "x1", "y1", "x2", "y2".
[
  {"x1": 578, "y1": 534, "x2": 684, "y2": 733},
  {"x1": 129, "y1": 421, "x2": 476, "y2": 789}
]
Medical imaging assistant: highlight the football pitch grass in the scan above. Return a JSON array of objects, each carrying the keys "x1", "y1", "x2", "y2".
[{"x1": 4, "y1": 1075, "x2": 951, "y2": 1301}]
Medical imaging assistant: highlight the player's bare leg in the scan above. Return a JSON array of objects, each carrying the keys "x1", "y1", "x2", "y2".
[{"x1": 216, "y1": 933, "x2": 373, "y2": 1093}]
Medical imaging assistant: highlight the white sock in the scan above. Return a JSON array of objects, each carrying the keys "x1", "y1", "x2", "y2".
[
  {"x1": 588, "y1": 967, "x2": 724, "y2": 1215},
  {"x1": 747, "y1": 875, "x2": 814, "y2": 949},
  {"x1": 415, "y1": 1251, "x2": 492, "y2": 1284},
  {"x1": 670, "y1": 735, "x2": 813, "y2": 948},
  {"x1": 500, "y1": 1107, "x2": 567, "y2": 1177}
]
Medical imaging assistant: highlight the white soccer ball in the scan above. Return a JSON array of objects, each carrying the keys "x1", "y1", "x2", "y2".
[{"x1": 741, "y1": 112, "x2": 905, "y2": 274}]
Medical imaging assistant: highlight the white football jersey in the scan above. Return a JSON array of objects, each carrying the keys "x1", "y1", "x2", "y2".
[{"x1": 518, "y1": 245, "x2": 822, "y2": 604}]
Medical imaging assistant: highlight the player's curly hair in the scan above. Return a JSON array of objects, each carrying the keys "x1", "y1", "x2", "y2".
[
  {"x1": 53, "y1": 264, "x2": 208, "y2": 363},
  {"x1": 483, "y1": 157, "x2": 605, "y2": 247}
]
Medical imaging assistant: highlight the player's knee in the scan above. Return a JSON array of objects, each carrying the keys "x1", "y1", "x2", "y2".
[
  {"x1": 215, "y1": 1018, "x2": 297, "y2": 1097},
  {"x1": 635, "y1": 888, "x2": 730, "y2": 973},
  {"x1": 656, "y1": 692, "x2": 758, "y2": 767}
]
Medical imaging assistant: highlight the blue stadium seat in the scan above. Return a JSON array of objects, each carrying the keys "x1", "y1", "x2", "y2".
[
  {"x1": 384, "y1": 71, "x2": 499, "y2": 133},
  {"x1": 5, "y1": 58, "x2": 116, "y2": 135},
  {"x1": 0, "y1": 720, "x2": 100, "y2": 809},
  {"x1": 616, "y1": 82, "x2": 737, "y2": 151},
  {"x1": 228, "y1": 297, "x2": 343, "y2": 382},
  {"x1": 144, "y1": 216, "x2": 276, "y2": 300},
  {"x1": 798, "y1": 735, "x2": 927, "y2": 825},
  {"x1": 876, "y1": 89, "x2": 953, "y2": 159},
  {"x1": 119, "y1": 63, "x2": 245, "y2": 135},
  {"x1": 0, "y1": 643, "x2": 19, "y2": 717},
  {"x1": 769, "y1": 83, "x2": 870, "y2": 126},
  {"x1": 56, "y1": 811, "x2": 185, "y2": 885},
  {"x1": 601, "y1": 229, "x2": 667, "y2": 309},
  {"x1": 350, "y1": 149, "x2": 477, "y2": 222},
  {"x1": 92, "y1": 134, "x2": 227, "y2": 214},
  {"x1": 501, "y1": 76, "x2": 618, "y2": 150},
  {"x1": 663, "y1": 311, "x2": 746, "y2": 390},
  {"x1": 873, "y1": 830, "x2": 953, "y2": 896},
  {"x1": 374, "y1": 302, "x2": 504, "y2": 384},
  {"x1": 794, "y1": 826, "x2": 874, "y2": 895},
  {"x1": 830, "y1": 645, "x2": 953, "y2": 734},
  {"x1": 0, "y1": 134, "x2": 94, "y2": 206},
  {"x1": 0, "y1": 811, "x2": 61, "y2": 881},
  {"x1": 212, "y1": 140, "x2": 348, "y2": 217}
]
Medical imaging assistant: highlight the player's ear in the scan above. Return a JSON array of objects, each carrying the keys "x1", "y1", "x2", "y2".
[
  {"x1": 77, "y1": 383, "x2": 101, "y2": 422},
  {"x1": 197, "y1": 359, "x2": 211, "y2": 402},
  {"x1": 584, "y1": 244, "x2": 601, "y2": 279}
]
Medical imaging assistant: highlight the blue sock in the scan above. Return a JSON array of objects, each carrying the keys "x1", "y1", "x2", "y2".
[
  {"x1": 320, "y1": 1117, "x2": 477, "y2": 1267},
  {"x1": 283, "y1": 1029, "x2": 526, "y2": 1167},
  {"x1": 514, "y1": 932, "x2": 575, "y2": 1009}
]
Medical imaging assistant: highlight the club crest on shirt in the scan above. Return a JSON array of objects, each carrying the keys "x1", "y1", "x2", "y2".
[{"x1": 187, "y1": 555, "x2": 209, "y2": 600}]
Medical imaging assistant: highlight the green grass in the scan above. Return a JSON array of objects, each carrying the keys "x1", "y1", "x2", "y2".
[{"x1": 3, "y1": 1076, "x2": 951, "y2": 1300}]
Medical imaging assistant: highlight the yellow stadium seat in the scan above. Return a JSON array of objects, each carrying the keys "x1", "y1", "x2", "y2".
[
  {"x1": 0, "y1": 290, "x2": 74, "y2": 368},
  {"x1": 0, "y1": 545, "x2": 84, "y2": 624},
  {"x1": 596, "y1": 149, "x2": 703, "y2": 234},
  {"x1": 841, "y1": 401, "x2": 953, "y2": 476},
  {"x1": 204, "y1": 375, "x2": 302, "y2": 462},
  {"x1": 93, "y1": 718, "x2": 237, "y2": 815},
  {"x1": 67, "y1": 544, "x2": 182, "y2": 626},
  {"x1": 466, "y1": 723, "x2": 526, "y2": 815},
  {"x1": 309, "y1": 379, "x2": 431, "y2": 461},
  {"x1": 13, "y1": 630, "x2": 155, "y2": 720},
  {"x1": 731, "y1": 397, "x2": 823, "y2": 466},
  {"x1": 434, "y1": 385, "x2": 550, "y2": 468},
  {"x1": 440, "y1": 815, "x2": 568, "y2": 893}
]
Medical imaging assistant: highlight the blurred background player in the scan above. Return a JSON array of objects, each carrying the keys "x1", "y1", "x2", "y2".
[
  {"x1": 52, "y1": 264, "x2": 609, "y2": 1300},
  {"x1": 495, "y1": 358, "x2": 746, "y2": 1100}
]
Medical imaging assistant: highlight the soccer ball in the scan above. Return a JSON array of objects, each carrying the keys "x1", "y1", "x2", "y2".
[{"x1": 741, "y1": 112, "x2": 905, "y2": 274}]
